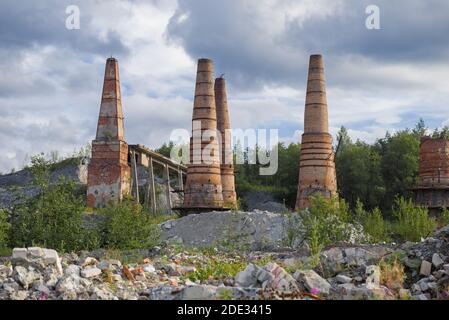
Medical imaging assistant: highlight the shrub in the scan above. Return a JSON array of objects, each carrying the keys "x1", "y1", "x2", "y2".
[
  {"x1": 309, "y1": 194, "x2": 351, "y2": 223},
  {"x1": 189, "y1": 257, "x2": 247, "y2": 282},
  {"x1": 439, "y1": 207, "x2": 449, "y2": 227},
  {"x1": 392, "y1": 197, "x2": 436, "y2": 242},
  {"x1": 302, "y1": 195, "x2": 366, "y2": 255},
  {"x1": 353, "y1": 200, "x2": 389, "y2": 243},
  {"x1": 98, "y1": 199, "x2": 161, "y2": 250},
  {"x1": 0, "y1": 209, "x2": 10, "y2": 249},
  {"x1": 9, "y1": 154, "x2": 96, "y2": 252},
  {"x1": 363, "y1": 208, "x2": 388, "y2": 243}
]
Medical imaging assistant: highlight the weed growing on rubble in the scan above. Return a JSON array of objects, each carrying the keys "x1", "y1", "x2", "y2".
[
  {"x1": 302, "y1": 195, "x2": 356, "y2": 251},
  {"x1": 189, "y1": 257, "x2": 247, "y2": 282},
  {"x1": 379, "y1": 256, "x2": 406, "y2": 292}
]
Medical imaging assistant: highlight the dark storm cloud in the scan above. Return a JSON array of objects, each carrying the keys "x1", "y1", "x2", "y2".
[
  {"x1": 285, "y1": 0, "x2": 449, "y2": 61},
  {"x1": 0, "y1": 0, "x2": 129, "y2": 56},
  {"x1": 167, "y1": 0, "x2": 449, "y2": 91}
]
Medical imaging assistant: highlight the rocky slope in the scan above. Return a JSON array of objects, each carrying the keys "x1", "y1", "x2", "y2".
[{"x1": 1, "y1": 223, "x2": 448, "y2": 300}]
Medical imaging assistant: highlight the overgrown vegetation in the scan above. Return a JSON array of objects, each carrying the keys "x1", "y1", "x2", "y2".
[
  {"x1": 97, "y1": 199, "x2": 162, "y2": 250},
  {"x1": 3, "y1": 153, "x2": 164, "y2": 253},
  {"x1": 379, "y1": 256, "x2": 406, "y2": 292},
  {"x1": 301, "y1": 194, "x2": 438, "y2": 257},
  {"x1": 391, "y1": 197, "x2": 436, "y2": 242},
  {"x1": 9, "y1": 154, "x2": 97, "y2": 252},
  {"x1": 189, "y1": 256, "x2": 247, "y2": 282},
  {"x1": 0, "y1": 209, "x2": 10, "y2": 251},
  {"x1": 302, "y1": 195, "x2": 358, "y2": 250}
]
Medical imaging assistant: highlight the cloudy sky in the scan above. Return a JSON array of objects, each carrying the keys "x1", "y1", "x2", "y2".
[{"x1": 0, "y1": 0, "x2": 448, "y2": 172}]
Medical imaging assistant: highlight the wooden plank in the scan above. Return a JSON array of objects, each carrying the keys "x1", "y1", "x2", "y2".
[
  {"x1": 165, "y1": 164, "x2": 172, "y2": 212},
  {"x1": 148, "y1": 158, "x2": 156, "y2": 213},
  {"x1": 131, "y1": 150, "x2": 140, "y2": 204}
]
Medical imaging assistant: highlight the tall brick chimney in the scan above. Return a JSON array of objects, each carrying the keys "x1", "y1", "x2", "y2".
[
  {"x1": 87, "y1": 58, "x2": 131, "y2": 208},
  {"x1": 295, "y1": 54, "x2": 337, "y2": 210},
  {"x1": 183, "y1": 59, "x2": 224, "y2": 209},
  {"x1": 215, "y1": 77, "x2": 237, "y2": 208}
]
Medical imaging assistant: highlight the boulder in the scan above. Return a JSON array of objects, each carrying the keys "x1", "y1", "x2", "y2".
[
  {"x1": 14, "y1": 266, "x2": 38, "y2": 290},
  {"x1": 181, "y1": 285, "x2": 218, "y2": 300},
  {"x1": 420, "y1": 260, "x2": 432, "y2": 276},
  {"x1": 365, "y1": 265, "x2": 380, "y2": 288},
  {"x1": 81, "y1": 267, "x2": 102, "y2": 279},
  {"x1": 335, "y1": 275, "x2": 352, "y2": 284},
  {"x1": 263, "y1": 263, "x2": 298, "y2": 292},
  {"x1": 294, "y1": 270, "x2": 331, "y2": 295},
  {"x1": 432, "y1": 253, "x2": 444, "y2": 269},
  {"x1": 235, "y1": 263, "x2": 259, "y2": 287},
  {"x1": 330, "y1": 283, "x2": 394, "y2": 300}
]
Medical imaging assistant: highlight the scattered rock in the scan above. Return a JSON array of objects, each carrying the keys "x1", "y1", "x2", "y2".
[
  {"x1": 14, "y1": 266, "x2": 37, "y2": 290},
  {"x1": 81, "y1": 267, "x2": 102, "y2": 279},
  {"x1": 420, "y1": 260, "x2": 432, "y2": 276},
  {"x1": 365, "y1": 265, "x2": 380, "y2": 288},
  {"x1": 335, "y1": 275, "x2": 352, "y2": 284},
  {"x1": 294, "y1": 270, "x2": 331, "y2": 295},
  {"x1": 235, "y1": 264, "x2": 259, "y2": 288},
  {"x1": 432, "y1": 253, "x2": 444, "y2": 269}
]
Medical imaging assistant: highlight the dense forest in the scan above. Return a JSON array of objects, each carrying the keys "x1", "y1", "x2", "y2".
[{"x1": 158, "y1": 120, "x2": 449, "y2": 215}]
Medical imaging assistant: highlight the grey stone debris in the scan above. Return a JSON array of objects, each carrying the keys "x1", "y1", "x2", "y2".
[
  {"x1": 294, "y1": 270, "x2": 331, "y2": 295},
  {"x1": 420, "y1": 260, "x2": 432, "y2": 276},
  {"x1": 81, "y1": 267, "x2": 102, "y2": 279},
  {"x1": 235, "y1": 264, "x2": 260, "y2": 288},
  {"x1": 365, "y1": 265, "x2": 380, "y2": 288},
  {"x1": 335, "y1": 275, "x2": 352, "y2": 284},
  {"x1": 160, "y1": 211, "x2": 303, "y2": 250},
  {"x1": 432, "y1": 253, "x2": 444, "y2": 269}
]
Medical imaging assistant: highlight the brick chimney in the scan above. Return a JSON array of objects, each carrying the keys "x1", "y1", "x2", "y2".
[
  {"x1": 215, "y1": 76, "x2": 237, "y2": 208},
  {"x1": 183, "y1": 59, "x2": 224, "y2": 208},
  {"x1": 87, "y1": 58, "x2": 131, "y2": 208},
  {"x1": 295, "y1": 54, "x2": 337, "y2": 210}
]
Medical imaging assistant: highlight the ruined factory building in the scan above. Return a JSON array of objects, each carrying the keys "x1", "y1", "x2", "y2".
[
  {"x1": 413, "y1": 136, "x2": 449, "y2": 211},
  {"x1": 296, "y1": 54, "x2": 338, "y2": 210}
]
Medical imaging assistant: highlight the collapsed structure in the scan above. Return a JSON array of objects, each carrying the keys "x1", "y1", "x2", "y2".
[
  {"x1": 295, "y1": 54, "x2": 337, "y2": 210},
  {"x1": 87, "y1": 58, "x2": 131, "y2": 208},
  {"x1": 413, "y1": 137, "x2": 449, "y2": 211}
]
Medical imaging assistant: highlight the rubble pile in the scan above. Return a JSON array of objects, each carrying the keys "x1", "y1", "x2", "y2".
[{"x1": 0, "y1": 225, "x2": 448, "y2": 300}]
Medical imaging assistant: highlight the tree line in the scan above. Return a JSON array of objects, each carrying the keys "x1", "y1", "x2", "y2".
[{"x1": 235, "y1": 120, "x2": 449, "y2": 214}]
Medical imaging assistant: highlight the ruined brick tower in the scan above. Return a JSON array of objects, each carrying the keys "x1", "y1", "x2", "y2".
[
  {"x1": 413, "y1": 137, "x2": 449, "y2": 210},
  {"x1": 295, "y1": 54, "x2": 337, "y2": 210},
  {"x1": 215, "y1": 76, "x2": 237, "y2": 208},
  {"x1": 183, "y1": 59, "x2": 224, "y2": 209},
  {"x1": 87, "y1": 58, "x2": 131, "y2": 208}
]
